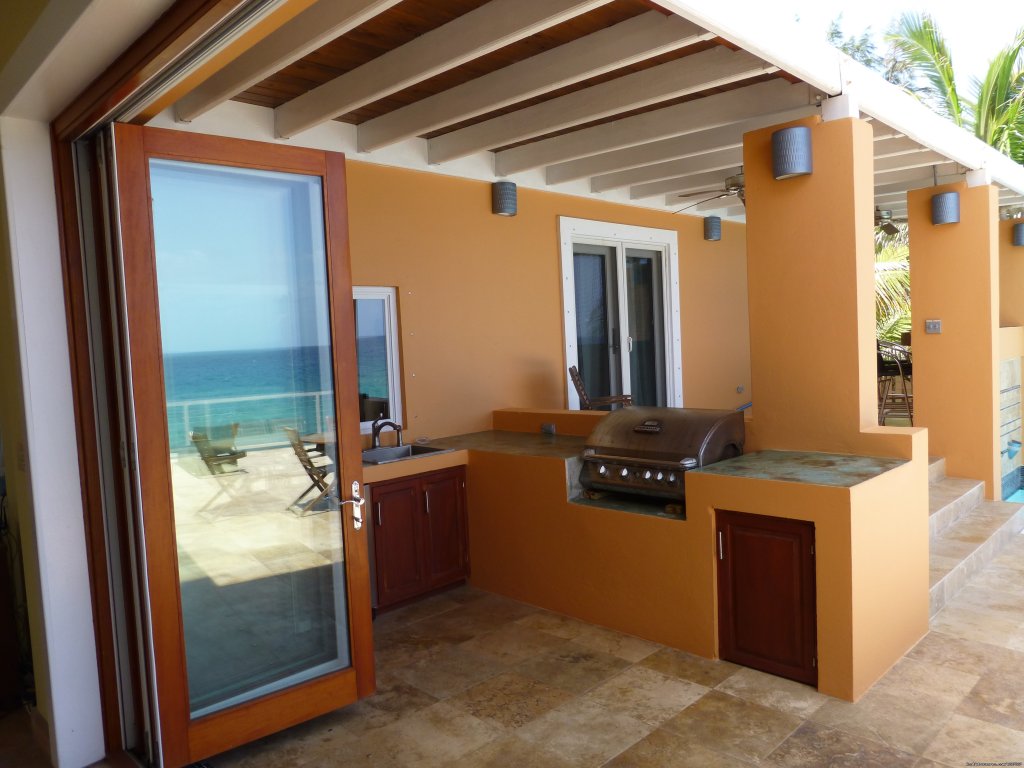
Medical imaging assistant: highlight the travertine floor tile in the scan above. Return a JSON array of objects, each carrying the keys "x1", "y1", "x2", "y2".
[
  {"x1": 570, "y1": 623, "x2": 660, "y2": 662},
  {"x1": 661, "y1": 690, "x2": 801, "y2": 763},
  {"x1": 762, "y1": 721, "x2": 917, "y2": 768},
  {"x1": 906, "y1": 630, "x2": 1011, "y2": 676},
  {"x1": 582, "y1": 666, "x2": 706, "y2": 726},
  {"x1": 639, "y1": 647, "x2": 740, "y2": 688},
  {"x1": 513, "y1": 641, "x2": 630, "y2": 694},
  {"x1": 924, "y1": 713, "x2": 1024, "y2": 765},
  {"x1": 459, "y1": 622, "x2": 569, "y2": 665},
  {"x1": 956, "y1": 660, "x2": 1024, "y2": 731},
  {"x1": 604, "y1": 727, "x2": 754, "y2": 767},
  {"x1": 516, "y1": 698, "x2": 654, "y2": 766},
  {"x1": 872, "y1": 657, "x2": 979, "y2": 709},
  {"x1": 811, "y1": 688, "x2": 956, "y2": 755},
  {"x1": 447, "y1": 672, "x2": 573, "y2": 729},
  {"x1": 715, "y1": 667, "x2": 829, "y2": 719},
  {"x1": 448, "y1": 734, "x2": 580, "y2": 767},
  {"x1": 514, "y1": 609, "x2": 590, "y2": 640},
  {"x1": 390, "y1": 644, "x2": 505, "y2": 699}
]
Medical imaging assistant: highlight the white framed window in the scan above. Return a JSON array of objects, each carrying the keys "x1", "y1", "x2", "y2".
[
  {"x1": 353, "y1": 286, "x2": 403, "y2": 432},
  {"x1": 559, "y1": 217, "x2": 683, "y2": 409}
]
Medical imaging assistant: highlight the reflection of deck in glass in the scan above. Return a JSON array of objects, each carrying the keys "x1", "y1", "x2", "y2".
[{"x1": 171, "y1": 446, "x2": 350, "y2": 716}]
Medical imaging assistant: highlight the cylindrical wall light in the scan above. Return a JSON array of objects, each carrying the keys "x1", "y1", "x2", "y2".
[
  {"x1": 771, "y1": 125, "x2": 813, "y2": 179},
  {"x1": 1013, "y1": 221, "x2": 1024, "y2": 246},
  {"x1": 931, "y1": 191, "x2": 960, "y2": 225},
  {"x1": 492, "y1": 181, "x2": 517, "y2": 216},
  {"x1": 703, "y1": 215, "x2": 722, "y2": 241}
]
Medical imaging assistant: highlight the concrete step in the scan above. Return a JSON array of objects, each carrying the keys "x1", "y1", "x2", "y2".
[
  {"x1": 928, "y1": 477, "x2": 985, "y2": 539},
  {"x1": 928, "y1": 456, "x2": 946, "y2": 484},
  {"x1": 929, "y1": 499, "x2": 1024, "y2": 617}
]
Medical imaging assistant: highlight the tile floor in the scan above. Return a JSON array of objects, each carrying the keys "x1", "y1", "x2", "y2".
[
  {"x1": 3, "y1": 535, "x2": 1021, "y2": 768},
  {"x1": 205, "y1": 533, "x2": 1024, "y2": 768}
]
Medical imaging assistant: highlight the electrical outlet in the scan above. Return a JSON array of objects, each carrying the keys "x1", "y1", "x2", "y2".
[{"x1": 924, "y1": 319, "x2": 942, "y2": 334}]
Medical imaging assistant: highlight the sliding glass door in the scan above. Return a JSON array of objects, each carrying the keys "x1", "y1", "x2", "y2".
[{"x1": 112, "y1": 125, "x2": 373, "y2": 767}]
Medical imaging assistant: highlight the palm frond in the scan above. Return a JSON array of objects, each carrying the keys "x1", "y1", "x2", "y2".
[
  {"x1": 886, "y1": 13, "x2": 964, "y2": 125},
  {"x1": 971, "y1": 29, "x2": 1024, "y2": 151}
]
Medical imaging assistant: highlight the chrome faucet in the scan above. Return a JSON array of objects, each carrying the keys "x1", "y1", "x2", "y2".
[{"x1": 371, "y1": 418, "x2": 403, "y2": 448}]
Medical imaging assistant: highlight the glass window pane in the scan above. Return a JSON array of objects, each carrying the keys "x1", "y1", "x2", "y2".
[
  {"x1": 354, "y1": 297, "x2": 391, "y2": 422},
  {"x1": 625, "y1": 247, "x2": 666, "y2": 406},
  {"x1": 573, "y1": 244, "x2": 621, "y2": 398},
  {"x1": 150, "y1": 159, "x2": 349, "y2": 718}
]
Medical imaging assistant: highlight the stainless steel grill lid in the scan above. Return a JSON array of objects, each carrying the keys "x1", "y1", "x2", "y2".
[{"x1": 579, "y1": 407, "x2": 744, "y2": 502}]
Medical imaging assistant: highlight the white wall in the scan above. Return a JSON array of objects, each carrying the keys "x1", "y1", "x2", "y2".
[{"x1": 0, "y1": 115, "x2": 104, "y2": 767}]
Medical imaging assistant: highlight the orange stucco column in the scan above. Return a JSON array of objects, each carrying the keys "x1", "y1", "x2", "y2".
[
  {"x1": 743, "y1": 116, "x2": 879, "y2": 453},
  {"x1": 908, "y1": 182, "x2": 999, "y2": 497}
]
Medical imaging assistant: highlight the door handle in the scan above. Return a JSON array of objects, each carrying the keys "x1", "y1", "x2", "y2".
[{"x1": 339, "y1": 480, "x2": 365, "y2": 530}]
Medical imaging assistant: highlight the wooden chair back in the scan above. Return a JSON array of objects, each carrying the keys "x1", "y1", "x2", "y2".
[{"x1": 568, "y1": 365, "x2": 633, "y2": 410}]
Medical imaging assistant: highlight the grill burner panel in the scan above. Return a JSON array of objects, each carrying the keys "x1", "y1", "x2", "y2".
[{"x1": 579, "y1": 407, "x2": 745, "y2": 502}]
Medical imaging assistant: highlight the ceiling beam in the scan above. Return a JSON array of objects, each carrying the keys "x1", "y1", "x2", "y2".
[
  {"x1": 873, "y1": 172, "x2": 964, "y2": 198},
  {"x1": 632, "y1": 165, "x2": 745, "y2": 199},
  {"x1": 175, "y1": 0, "x2": 403, "y2": 123},
  {"x1": 357, "y1": 11, "x2": 710, "y2": 152},
  {"x1": 274, "y1": 0, "x2": 611, "y2": 138},
  {"x1": 545, "y1": 105, "x2": 816, "y2": 184},
  {"x1": 659, "y1": 170, "x2": 735, "y2": 205},
  {"x1": 872, "y1": 135, "x2": 926, "y2": 158},
  {"x1": 593, "y1": 146, "x2": 742, "y2": 192},
  {"x1": 495, "y1": 79, "x2": 818, "y2": 175},
  {"x1": 428, "y1": 47, "x2": 775, "y2": 164},
  {"x1": 874, "y1": 150, "x2": 949, "y2": 175}
]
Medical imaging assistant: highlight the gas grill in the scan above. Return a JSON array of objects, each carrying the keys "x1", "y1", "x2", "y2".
[{"x1": 579, "y1": 407, "x2": 745, "y2": 503}]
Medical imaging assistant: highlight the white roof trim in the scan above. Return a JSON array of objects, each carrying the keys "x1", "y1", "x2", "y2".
[{"x1": 652, "y1": 0, "x2": 1024, "y2": 198}]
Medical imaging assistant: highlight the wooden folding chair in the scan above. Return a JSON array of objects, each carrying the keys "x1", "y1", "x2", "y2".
[{"x1": 569, "y1": 365, "x2": 632, "y2": 410}]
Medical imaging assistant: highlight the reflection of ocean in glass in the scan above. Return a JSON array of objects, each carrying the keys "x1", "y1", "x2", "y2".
[{"x1": 165, "y1": 338, "x2": 388, "y2": 450}]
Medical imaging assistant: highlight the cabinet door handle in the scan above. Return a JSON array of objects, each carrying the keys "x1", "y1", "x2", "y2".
[
  {"x1": 376, "y1": 502, "x2": 382, "y2": 527},
  {"x1": 424, "y1": 490, "x2": 431, "y2": 515}
]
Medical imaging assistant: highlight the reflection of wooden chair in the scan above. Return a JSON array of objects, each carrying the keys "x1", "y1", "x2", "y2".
[
  {"x1": 877, "y1": 341, "x2": 913, "y2": 425},
  {"x1": 190, "y1": 424, "x2": 246, "y2": 474},
  {"x1": 568, "y1": 365, "x2": 632, "y2": 410},
  {"x1": 283, "y1": 427, "x2": 334, "y2": 516}
]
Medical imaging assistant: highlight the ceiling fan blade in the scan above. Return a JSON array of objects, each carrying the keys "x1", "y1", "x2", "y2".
[
  {"x1": 672, "y1": 192, "x2": 728, "y2": 214},
  {"x1": 674, "y1": 187, "x2": 726, "y2": 200}
]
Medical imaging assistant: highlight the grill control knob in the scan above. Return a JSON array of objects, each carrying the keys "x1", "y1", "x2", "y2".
[
  {"x1": 656, "y1": 472, "x2": 664, "y2": 481},
  {"x1": 598, "y1": 465, "x2": 608, "y2": 476},
  {"x1": 668, "y1": 473, "x2": 676, "y2": 483},
  {"x1": 620, "y1": 468, "x2": 629, "y2": 478},
  {"x1": 643, "y1": 470, "x2": 652, "y2": 480}
]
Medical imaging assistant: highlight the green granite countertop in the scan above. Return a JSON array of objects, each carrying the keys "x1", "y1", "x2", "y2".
[
  {"x1": 692, "y1": 450, "x2": 906, "y2": 487},
  {"x1": 426, "y1": 430, "x2": 586, "y2": 459}
]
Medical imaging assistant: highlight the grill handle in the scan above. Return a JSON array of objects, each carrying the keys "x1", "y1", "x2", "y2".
[{"x1": 583, "y1": 453, "x2": 698, "y2": 470}]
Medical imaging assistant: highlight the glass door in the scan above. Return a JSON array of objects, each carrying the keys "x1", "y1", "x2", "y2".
[
  {"x1": 570, "y1": 240, "x2": 669, "y2": 407},
  {"x1": 112, "y1": 125, "x2": 373, "y2": 767}
]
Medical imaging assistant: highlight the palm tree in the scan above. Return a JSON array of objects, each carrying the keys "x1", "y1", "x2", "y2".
[
  {"x1": 886, "y1": 14, "x2": 1024, "y2": 161},
  {"x1": 873, "y1": 227, "x2": 911, "y2": 343}
]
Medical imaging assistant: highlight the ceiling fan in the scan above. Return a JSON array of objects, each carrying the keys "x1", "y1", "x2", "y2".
[
  {"x1": 875, "y1": 207, "x2": 899, "y2": 236},
  {"x1": 673, "y1": 169, "x2": 745, "y2": 214}
]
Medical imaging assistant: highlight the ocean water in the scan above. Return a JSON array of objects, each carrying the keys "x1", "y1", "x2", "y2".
[{"x1": 164, "y1": 339, "x2": 387, "y2": 451}]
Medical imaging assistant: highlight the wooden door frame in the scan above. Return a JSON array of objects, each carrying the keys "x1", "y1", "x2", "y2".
[
  {"x1": 111, "y1": 123, "x2": 373, "y2": 765},
  {"x1": 49, "y1": 2, "x2": 327, "y2": 760}
]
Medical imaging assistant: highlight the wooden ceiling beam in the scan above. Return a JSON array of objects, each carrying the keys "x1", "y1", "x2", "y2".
[
  {"x1": 872, "y1": 135, "x2": 927, "y2": 158},
  {"x1": 274, "y1": 0, "x2": 611, "y2": 138},
  {"x1": 545, "y1": 105, "x2": 815, "y2": 184},
  {"x1": 175, "y1": 0, "x2": 403, "y2": 122},
  {"x1": 495, "y1": 79, "x2": 817, "y2": 175},
  {"x1": 357, "y1": 11, "x2": 711, "y2": 152},
  {"x1": 428, "y1": 47, "x2": 775, "y2": 164},
  {"x1": 630, "y1": 156, "x2": 744, "y2": 198},
  {"x1": 657, "y1": 169, "x2": 735, "y2": 204},
  {"x1": 874, "y1": 150, "x2": 950, "y2": 175},
  {"x1": 593, "y1": 145, "x2": 742, "y2": 192}
]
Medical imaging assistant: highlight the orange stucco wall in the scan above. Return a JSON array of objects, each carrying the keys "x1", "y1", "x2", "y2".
[
  {"x1": 345, "y1": 161, "x2": 751, "y2": 442},
  {"x1": 1000, "y1": 218, "x2": 1024, "y2": 328},
  {"x1": 909, "y1": 182, "x2": 1000, "y2": 497}
]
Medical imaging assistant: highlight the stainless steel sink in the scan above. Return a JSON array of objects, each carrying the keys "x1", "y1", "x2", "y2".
[{"x1": 361, "y1": 444, "x2": 452, "y2": 465}]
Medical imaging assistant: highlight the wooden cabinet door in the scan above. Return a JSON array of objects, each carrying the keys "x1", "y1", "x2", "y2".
[
  {"x1": 373, "y1": 478, "x2": 426, "y2": 606},
  {"x1": 423, "y1": 468, "x2": 467, "y2": 589},
  {"x1": 716, "y1": 510, "x2": 817, "y2": 686}
]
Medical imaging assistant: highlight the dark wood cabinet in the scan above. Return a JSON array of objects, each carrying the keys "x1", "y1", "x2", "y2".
[
  {"x1": 371, "y1": 467, "x2": 467, "y2": 609},
  {"x1": 716, "y1": 510, "x2": 817, "y2": 687}
]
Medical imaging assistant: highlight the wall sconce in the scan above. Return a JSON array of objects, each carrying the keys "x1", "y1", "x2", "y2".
[
  {"x1": 771, "y1": 125, "x2": 812, "y2": 179},
  {"x1": 931, "y1": 191, "x2": 960, "y2": 225},
  {"x1": 1014, "y1": 222, "x2": 1024, "y2": 246},
  {"x1": 703, "y1": 215, "x2": 721, "y2": 241},
  {"x1": 492, "y1": 181, "x2": 517, "y2": 216}
]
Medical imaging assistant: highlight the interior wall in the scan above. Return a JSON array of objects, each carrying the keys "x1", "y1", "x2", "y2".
[
  {"x1": 345, "y1": 161, "x2": 752, "y2": 441},
  {"x1": 0, "y1": 116, "x2": 104, "y2": 766}
]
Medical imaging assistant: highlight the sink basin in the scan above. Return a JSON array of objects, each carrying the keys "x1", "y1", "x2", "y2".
[{"x1": 361, "y1": 444, "x2": 452, "y2": 465}]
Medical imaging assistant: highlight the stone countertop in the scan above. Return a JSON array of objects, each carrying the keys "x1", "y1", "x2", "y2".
[
  {"x1": 692, "y1": 450, "x2": 906, "y2": 487},
  {"x1": 426, "y1": 430, "x2": 586, "y2": 459}
]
